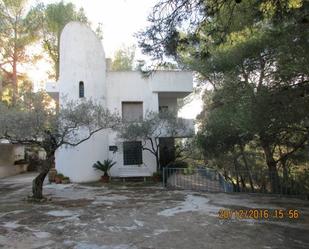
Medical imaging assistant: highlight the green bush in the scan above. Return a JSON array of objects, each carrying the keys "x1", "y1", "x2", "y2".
[
  {"x1": 56, "y1": 173, "x2": 64, "y2": 178},
  {"x1": 153, "y1": 171, "x2": 162, "y2": 177},
  {"x1": 293, "y1": 169, "x2": 309, "y2": 196},
  {"x1": 184, "y1": 167, "x2": 194, "y2": 175},
  {"x1": 165, "y1": 160, "x2": 188, "y2": 169}
]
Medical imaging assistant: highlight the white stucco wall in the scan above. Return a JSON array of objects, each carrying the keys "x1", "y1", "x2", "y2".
[
  {"x1": 56, "y1": 22, "x2": 108, "y2": 182},
  {"x1": 150, "y1": 71, "x2": 193, "y2": 94},
  {"x1": 56, "y1": 130, "x2": 108, "y2": 182},
  {"x1": 106, "y1": 72, "x2": 159, "y2": 176},
  {"x1": 107, "y1": 132, "x2": 156, "y2": 177},
  {"x1": 106, "y1": 72, "x2": 159, "y2": 114},
  {"x1": 58, "y1": 22, "x2": 107, "y2": 103}
]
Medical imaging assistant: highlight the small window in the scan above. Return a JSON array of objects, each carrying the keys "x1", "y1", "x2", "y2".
[
  {"x1": 123, "y1": 141, "x2": 142, "y2": 165},
  {"x1": 122, "y1": 102, "x2": 143, "y2": 122},
  {"x1": 79, "y1": 81, "x2": 84, "y2": 98}
]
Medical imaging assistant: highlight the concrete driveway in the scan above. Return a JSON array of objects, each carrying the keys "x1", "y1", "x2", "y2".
[{"x1": 0, "y1": 173, "x2": 309, "y2": 249}]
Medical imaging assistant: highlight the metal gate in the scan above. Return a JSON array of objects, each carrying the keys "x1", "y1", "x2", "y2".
[
  {"x1": 162, "y1": 167, "x2": 233, "y2": 193},
  {"x1": 162, "y1": 167, "x2": 308, "y2": 197}
]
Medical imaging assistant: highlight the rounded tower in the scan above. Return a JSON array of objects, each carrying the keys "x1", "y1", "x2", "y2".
[
  {"x1": 56, "y1": 22, "x2": 108, "y2": 182},
  {"x1": 58, "y1": 21, "x2": 107, "y2": 103}
]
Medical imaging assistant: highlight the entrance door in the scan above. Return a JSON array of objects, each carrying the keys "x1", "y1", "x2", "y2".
[{"x1": 159, "y1": 138, "x2": 175, "y2": 167}]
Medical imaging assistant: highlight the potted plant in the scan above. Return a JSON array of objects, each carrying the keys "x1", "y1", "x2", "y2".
[
  {"x1": 48, "y1": 168, "x2": 57, "y2": 183},
  {"x1": 54, "y1": 173, "x2": 64, "y2": 184},
  {"x1": 62, "y1": 177, "x2": 70, "y2": 184},
  {"x1": 93, "y1": 159, "x2": 116, "y2": 183},
  {"x1": 152, "y1": 172, "x2": 161, "y2": 182}
]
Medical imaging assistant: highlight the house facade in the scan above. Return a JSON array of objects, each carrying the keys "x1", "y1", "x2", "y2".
[{"x1": 46, "y1": 22, "x2": 193, "y2": 182}]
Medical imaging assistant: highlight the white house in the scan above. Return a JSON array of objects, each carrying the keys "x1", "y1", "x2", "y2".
[{"x1": 46, "y1": 22, "x2": 193, "y2": 182}]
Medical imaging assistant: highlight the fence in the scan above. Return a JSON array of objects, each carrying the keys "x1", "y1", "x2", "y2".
[
  {"x1": 162, "y1": 167, "x2": 308, "y2": 197},
  {"x1": 162, "y1": 167, "x2": 233, "y2": 193},
  {"x1": 222, "y1": 169, "x2": 306, "y2": 195}
]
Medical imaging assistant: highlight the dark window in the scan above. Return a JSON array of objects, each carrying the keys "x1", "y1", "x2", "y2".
[
  {"x1": 123, "y1": 141, "x2": 142, "y2": 165},
  {"x1": 79, "y1": 81, "x2": 84, "y2": 98},
  {"x1": 159, "y1": 106, "x2": 168, "y2": 112},
  {"x1": 122, "y1": 102, "x2": 143, "y2": 122}
]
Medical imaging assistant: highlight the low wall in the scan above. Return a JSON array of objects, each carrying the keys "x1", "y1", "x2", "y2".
[
  {"x1": 0, "y1": 144, "x2": 26, "y2": 178},
  {"x1": 0, "y1": 164, "x2": 28, "y2": 178},
  {"x1": 0, "y1": 144, "x2": 15, "y2": 166}
]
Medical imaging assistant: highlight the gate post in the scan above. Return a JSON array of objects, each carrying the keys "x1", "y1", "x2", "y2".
[{"x1": 162, "y1": 168, "x2": 165, "y2": 188}]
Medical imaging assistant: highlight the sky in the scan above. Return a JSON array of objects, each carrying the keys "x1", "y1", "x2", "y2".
[
  {"x1": 28, "y1": 0, "x2": 202, "y2": 119},
  {"x1": 29, "y1": 0, "x2": 157, "y2": 58}
]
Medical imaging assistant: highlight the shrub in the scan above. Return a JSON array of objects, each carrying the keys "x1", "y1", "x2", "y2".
[
  {"x1": 93, "y1": 159, "x2": 116, "y2": 177},
  {"x1": 153, "y1": 171, "x2": 161, "y2": 177},
  {"x1": 184, "y1": 167, "x2": 194, "y2": 175},
  {"x1": 165, "y1": 160, "x2": 188, "y2": 169}
]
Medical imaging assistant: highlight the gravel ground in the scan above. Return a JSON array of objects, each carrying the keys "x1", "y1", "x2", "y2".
[{"x1": 0, "y1": 173, "x2": 308, "y2": 249}]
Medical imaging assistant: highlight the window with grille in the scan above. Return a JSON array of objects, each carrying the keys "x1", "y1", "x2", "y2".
[
  {"x1": 79, "y1": 81, "x2": 84, "y2": 98},
  {"x1": 123, "y1": 141, "x2": 143, "y2": 165},
  {"x1": 122, "y1": 102, "x2": 143, "y2": 122}
]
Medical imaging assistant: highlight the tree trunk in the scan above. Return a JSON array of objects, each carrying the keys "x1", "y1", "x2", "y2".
[
  {"x1": 55, "y1": 33, "x2": 61, "y2": 80},
  {"x1": 32, "y1": 170, "x2": 49, "y2": 199},
  {"x1": 12, "y1": 56, "x2": 18, "y2": 104},
  {"x1": 260, "y1": 178, "x2": 267, "y2": 193},
  {"x1": 235, "y1": 174, "x2": 240, "y2": 192},
  {"x1": 233, "y1": 156, "x2": 240, "y2": 192},
  {"x1": 240, "y1": 174, "x2": 246, "y2": 190},
  {"x1": 240, "y1": 145, "x2": 254, "y2": 192},
  {"x1": 32, "y1": 153, "x2": 54, "y2": 199},
  {"x1": 268, "y1": 161, "x2": 280, "y2": 193},
  {"x1": 281, "y1": 158, "x2": 289, "y2": 194},
  {"x1": 0, "y1": 79, "x2": 3, "y2": 102},
  {"x1": 261, "y1": 142, "x2": 280, "y2": 193},
  {"x1": 155, "y1": 152, "x2": 160, "y2": 172},
  {"x1": 12, "y1": 25, "x2": 18, "y2": 105}
]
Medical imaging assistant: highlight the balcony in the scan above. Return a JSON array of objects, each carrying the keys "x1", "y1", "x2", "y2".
[{"x1": 150, "y1": 71, "x2": 193, "y2": 98}]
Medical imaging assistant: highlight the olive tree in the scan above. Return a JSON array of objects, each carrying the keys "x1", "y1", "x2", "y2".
[
  {"x1": 118, "y1": 111, "x2": 192, "y2": 171},
  {"x1": 0, "y1": 92, "x2": 120, "y2": 200}
]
